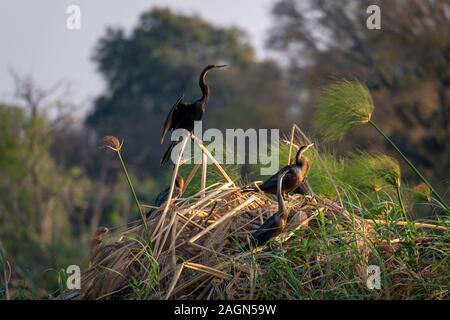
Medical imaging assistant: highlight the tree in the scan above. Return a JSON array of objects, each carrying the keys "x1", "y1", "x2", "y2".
[
  {"x1": 267, "y1": 0, "x2": 450, "y2": 193},
  {"x1": 87, "y1": 8, "x2": 289, "y2": 178},
  {"x1": 0, "y1": 75, "x2": 136, "y2": 296}
]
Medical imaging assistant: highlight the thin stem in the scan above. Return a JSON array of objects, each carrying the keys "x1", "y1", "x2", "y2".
[
  {"x1": 369, "y1": 120, "x2": 450, "y2": 214},
  {"x1": 117, "y1": 150, "x2": 150, "y2": 238},
  {"x1": 395, "y1": 185, "x2": 407, "y2": 219}
]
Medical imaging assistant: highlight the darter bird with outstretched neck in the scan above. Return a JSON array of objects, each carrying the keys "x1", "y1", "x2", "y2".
[
  {"x1": 250, "y1": 143, "x2": 314, "y2": 197},
  {"x1": 160, "y1": 65, "x2": 226, "y2": 165},
  {"x1": 246, "y1": 171, "x2": 289, "y2": 249},
  {"x1": 288, "y1": 149, "x2": 314, "y2": 196}
]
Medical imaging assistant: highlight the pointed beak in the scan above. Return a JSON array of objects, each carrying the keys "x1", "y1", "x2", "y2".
[
  {"x1": 304, "y1": 143, "x2": 314, "y2": 152},
  {"x1": 215, "y1": 64, "x2": 227, "y2": 68}
]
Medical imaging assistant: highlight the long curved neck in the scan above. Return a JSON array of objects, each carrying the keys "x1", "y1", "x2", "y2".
[
  {"x1": 295, "y1": 148, "x2": 305, "y2": 165},
  {"x1": 277, "y1": 174, "x2": 287, "y2": 219},
  {"x1": 199, "y1": 69, "x2": 211, "y2": 103}
]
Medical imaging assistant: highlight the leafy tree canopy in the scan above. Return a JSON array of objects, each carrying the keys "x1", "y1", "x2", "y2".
[{"x1": 87, "y1": 8, "x2": 288, "y2": 177}]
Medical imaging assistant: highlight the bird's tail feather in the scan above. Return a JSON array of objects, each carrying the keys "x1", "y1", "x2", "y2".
[{"x1": 160, "y1": 141, "x2": 177, "y2": 165}]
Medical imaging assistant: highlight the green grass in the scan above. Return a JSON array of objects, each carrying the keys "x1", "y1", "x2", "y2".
[
  {"x1": 233, "y1": 137, "x2": 448, "y2": 299},
  {"x1": 313, "y1": 80, "x2": 373, "y2": 141},
  {"x1": 313, "y1": 79, "x2": 449, "y2": 213},
  {"x1": 249, "y1": 180, "x2": 449, "y2": 299}
]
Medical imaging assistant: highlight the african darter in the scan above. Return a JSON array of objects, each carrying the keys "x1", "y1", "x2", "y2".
[
  {"x1": 254, "y1": 144, "x2": 314, "y2": 197},
  {"x1": 160, "y1": 65, "x2": 226, "y2": 165},
  {"x1": 246, "y1": 171, "x2": 288, "y2": 248}
]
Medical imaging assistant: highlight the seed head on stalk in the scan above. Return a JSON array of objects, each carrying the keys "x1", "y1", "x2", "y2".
[
  {"x1": 103, "y1": 135, "x2": 123, "y2": 152},
  {"x1": 103, "y1": 135, "x2": 150, "y2": 239},
  {"x1": 314, "y1": 80, "x2": 373, "y2": 141},
  {"x1": 313, "y1": 79, "x2": 449, "y2": 213}
]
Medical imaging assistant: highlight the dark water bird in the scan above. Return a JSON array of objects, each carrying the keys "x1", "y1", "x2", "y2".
[
  {"x1": 160, "y1": 65, "x2": 227, "y2": 165},
  {"x1": 246, "y1": 171, "x2": 288, "y2": 248},
  {"x1": 287, "y1": 150, "x2": 314, "y2": 196},
  {"x1": 255, "y1": 143, "x2": 314, "y2": 197},
  {"x1": 146, "y1": 175, "x2": 184, "y2": 219}
]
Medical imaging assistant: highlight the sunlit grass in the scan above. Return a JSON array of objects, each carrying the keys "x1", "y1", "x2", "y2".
[
  {"x1": 313, "y1": 80, "x2": 373, "y2": 141},
  {"x1": 313, "y1": 79, "x2": 449, "y2": 213}
]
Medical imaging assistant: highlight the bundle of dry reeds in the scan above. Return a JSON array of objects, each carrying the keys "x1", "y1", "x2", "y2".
[
  {"x1": 77, "y1": 128, "x2": 448, "y2": 300},
  {"x1": 79, "y1": 180, "x2": 381, "y2": 299}
]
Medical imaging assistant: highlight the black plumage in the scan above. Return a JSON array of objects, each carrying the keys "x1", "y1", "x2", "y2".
[
  {"x1": 247, "y1": 171, "x2": 288, "y2": 248},
  {"x1": 256, "y1": 144, "x2": 314, "y2": 196},
  {"x1": 292, "y1": 179, "x2": 313, "y2": 196},
  {"x1": 160, "y1": 65, "x2": 226, "y2": 165}
]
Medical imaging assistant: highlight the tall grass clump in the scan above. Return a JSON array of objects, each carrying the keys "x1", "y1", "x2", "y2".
[
  {"x1": 313, "y1": 80, "x2": 449, "y2": 213},
  {"x1": 347, "y1": 153, "x2": 406, "y2": 216},
  {"x1": 314, "y1": 80, "x2": 373, "y2": 141}
]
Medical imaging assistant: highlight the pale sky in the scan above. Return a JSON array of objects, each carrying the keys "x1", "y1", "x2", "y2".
[{"x1": 0, "y1": 0, "x2": 276, "y2": 116}]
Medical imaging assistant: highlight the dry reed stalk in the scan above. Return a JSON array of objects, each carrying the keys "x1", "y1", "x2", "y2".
[
  {"x1": 154, "y1": 209, "x2": 178, "y2": 259},
  {"x1": 201, "y1": 151, "x2": 207, "y2": 198},
  {"x1": 371, "y1": 219, "x2": 449, "y2": 231},
  {"x1": 175, "y1": 183, "x2": 234, "y2": 239},
  {"x1": 169, "y1": 260, "x2": 234, "y2": 297},
  {"x1": 170, "y1": 213, "x2": 178, "y2": 270},
  {"x1": 175, "y1": 185, "x2": 220, "y2": 211},
  {"x1": 191, "y1": 134, "x2": 235, "y2": 186},
  {"x1": 197, "y1": 278, "x2": 216, "y2": 300},
  {"x1": 159, "y1": 251, "x2": 205, "y2": 280},
  {"x1": 153, "y1": 136, "x2": 189, "y2": 239},
  {"x1": 231, "y1": 207, "x2": 270, "y2": 234},
  {"x1": 175, "y1": 211, "x2": 205, "y2": 230},
  {"x1": 184, "y1": 262, "x2": 231, "y2": 280},
  {"x1": 287, "y1": 123, "x2": 296, "y2": 164},
  {"x1": 189, "y1": 195, "x2": 258, "y2": 243},
  {"x1": 183, "y1": 163, "x2": 200, "y2": 192},
  {"x1": 187, "y1": 242, "x2": 229, "y2": 259},
  {"x1": 165, "y1": 263, "x2": 185, "y2": 300}
]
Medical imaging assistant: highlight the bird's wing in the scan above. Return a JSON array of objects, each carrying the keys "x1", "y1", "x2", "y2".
[
  {"x1": 281, "y1": 167, "x2": 300, "y2": 192},
  {"x1": 293, "y1": 179, "x2": 313, "y2": 195},
  {"x1": 154, "y1": 187, "x2": 170, "y2": 207},
  {"x1": 154, "y1": 186, "x2": 183, "y2": 207},
  {"x1": 259, "y1": 165, "x2": 291, "y2": 192},
  {"x1": 161, "y1": 95, "x2": 185, "y2": 144},
  {"x1": 251, "y1": 215, "x2": 279, "y2": 245}
]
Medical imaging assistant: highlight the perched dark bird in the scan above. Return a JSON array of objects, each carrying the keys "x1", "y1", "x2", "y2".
[
  {"x1": 160, "y1": 65, "x2": 226, "y2": 165},
  {"x1": 246, "y1": 171, "x2": 288, "y2": 248},
  {"x1": 146, "y1": 175, "x2": 184, "y2": 219},
  {"x1": 288, "y1": 150, "x2": 314, "y2": 196},
  {"x1": 255, "y1": 143, "x2": 314, "y2": 197}
]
